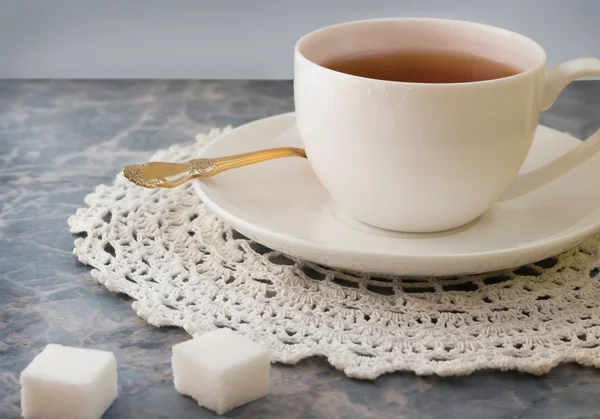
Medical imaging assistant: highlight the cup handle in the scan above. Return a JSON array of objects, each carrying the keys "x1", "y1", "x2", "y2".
[{"x1": 499, "y1": 58, "x2": 600, "y2": 201}]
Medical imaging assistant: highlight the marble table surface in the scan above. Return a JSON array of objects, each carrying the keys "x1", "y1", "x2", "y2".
[{"x1": 2, "y1": 80, "x2": 600, "y2": 419}]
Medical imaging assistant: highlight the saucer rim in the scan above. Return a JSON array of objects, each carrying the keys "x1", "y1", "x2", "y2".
[{"x1": 193, "y1": 112, "x2": 600, "y2": 266}]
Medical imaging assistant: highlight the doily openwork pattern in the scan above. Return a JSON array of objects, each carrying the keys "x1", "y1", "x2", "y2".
[{"x1": 68, "y1": 128, "x2": 600, "y2": 379}]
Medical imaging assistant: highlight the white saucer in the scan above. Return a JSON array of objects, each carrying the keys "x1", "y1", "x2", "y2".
[{"x1": 193, "y1": 113, "x2": 600, "y2": 276}]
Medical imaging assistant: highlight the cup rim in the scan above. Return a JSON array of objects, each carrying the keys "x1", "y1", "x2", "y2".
[{"x1": 294, "y1": 17, "x2": 547, "y2": 87}]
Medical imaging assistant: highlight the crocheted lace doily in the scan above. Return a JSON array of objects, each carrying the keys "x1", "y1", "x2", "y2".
[{"x1": 68, "y1": 128, "x2": 600, "y2": 379}]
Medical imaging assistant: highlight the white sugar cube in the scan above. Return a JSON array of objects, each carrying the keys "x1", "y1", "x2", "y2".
[
  {"x1": 20, "y1": 344, "x2": 117, "y2": 419},
  {"x1": 172, "y1": 329, "x2": 270, "y2": 415}
]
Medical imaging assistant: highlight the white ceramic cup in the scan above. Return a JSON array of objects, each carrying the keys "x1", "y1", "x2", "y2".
[{"x1": 294, "y1": 18, "x2": 600, "y2": 233}]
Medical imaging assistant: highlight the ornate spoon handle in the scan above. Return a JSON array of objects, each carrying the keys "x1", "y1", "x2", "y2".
[{"x1": 122, "y1": 147, "x2": 307, "y2": 188}]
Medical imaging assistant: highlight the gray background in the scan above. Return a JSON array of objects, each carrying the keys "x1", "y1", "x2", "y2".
[{"x1": 1, "y1": 0, "x2": 599, "y2": 79}]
